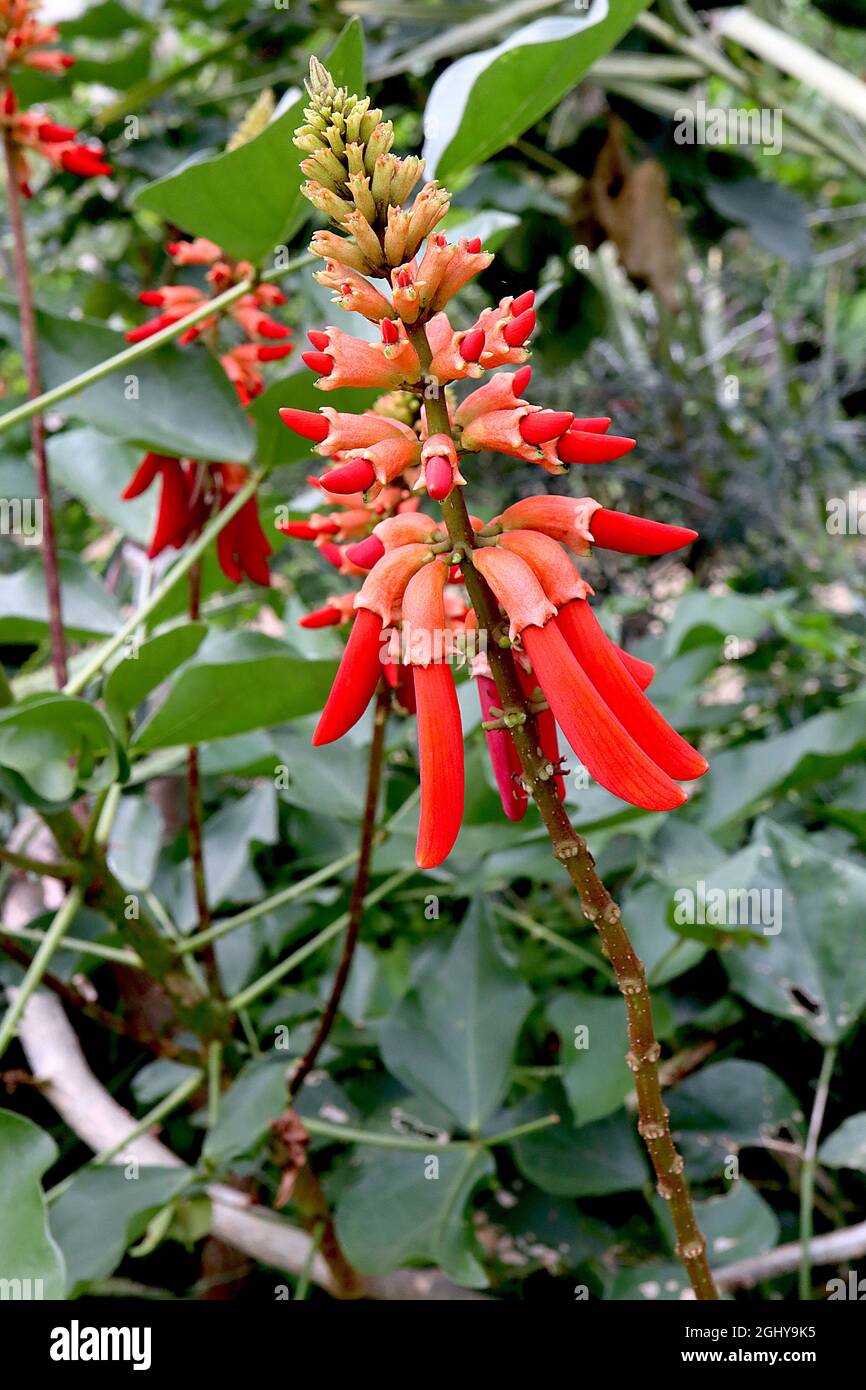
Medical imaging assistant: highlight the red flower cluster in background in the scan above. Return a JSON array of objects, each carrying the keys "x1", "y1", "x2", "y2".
[
  {"x1": 0, "y1": 1, "x2": 110, "y2": 196},
  {"x1": 120, "y1": 238, "x2": 292, "y2": 585}
]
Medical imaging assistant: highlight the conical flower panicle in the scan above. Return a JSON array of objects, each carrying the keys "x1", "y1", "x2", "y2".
[{"x1": 295, "y1": 58, "x2": 446, "y2": 274}]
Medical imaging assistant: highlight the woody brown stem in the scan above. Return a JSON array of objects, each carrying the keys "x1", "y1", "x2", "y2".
[
  {"x1": 288, "y1": 681, "x2": 389, "y2": 1100},
  {"x1": 410, "y1": 323, "x2": 718, "y2": 1300},
  {"x1": 1, "y1": 128, "x2": 68, "y2": 687}
]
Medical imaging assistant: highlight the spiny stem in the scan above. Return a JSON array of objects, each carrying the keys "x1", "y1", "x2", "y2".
[
  {"x1": 1, "y1": 129, "x2": 67, "y2": 686},
  {"x1": 288, "y1": 681, "x2": 389, "y2": 1099},
  {"x1": 410, "y1": 322, "x2": 718, "y2": 1300}
]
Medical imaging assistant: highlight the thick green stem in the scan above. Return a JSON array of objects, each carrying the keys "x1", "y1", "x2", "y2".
[{"x1": 409, "y1": 321, "x2": 718, "y2": 1300}]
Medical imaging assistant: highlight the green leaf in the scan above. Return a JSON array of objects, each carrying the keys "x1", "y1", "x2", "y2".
[
  {"x1": 50, "y1": 1167, "x2": 192, "y2": 1295},
  {"x1": 203, "y1": 1056, "x2": 288, "y2": 1168},
  {"x1": 723, "y1": 820, "x2": 866, "y2": 1043},
  {"x1": 335, "y1": 1145, "x2": 494, "y2": 1288},
  {"x1": 0, "y1": 552, "x2": 121, "y2": 642},
  {"x1": 546, "y1": 990, "x2": 632, "y2": 1126},
  {"x1": 132, "y1": 19, "x2": 364, "y2": 262},
  {"x1": 667, "y1": 1059, "x2": 801, "y2": 1180},
  {"x1": 512, "y1": 1087, "x2": 646, "y2": 1197},
  {"x1": 818, "y1": 1114, "x2": 866, "y2": 1172},
  {"x1": 0, "y1": 1111, "x2": 65, "y2": 1300},
  {"x1": 47, "y1": 428, "x2": 155, "y2": 545},
  {"x1": 423, "y1": 3, "x2": 653, "y2": 182},
  {"x1": 0, "y1": 301, "x2": 252, "y2": 463},
  {"x1": 700, "y1": 693, "x2": 866, "y2": 829},
  {"x1": 104, "y1": 622, "x2": 208, "y2": 730},
  {"x1": 710, "y1": 179, "x2": 811, "y2": 264},
  {"x1": 0, "y1": 695, "x2": 125, "y2": 809},
  {"x1": 379, "y1": 902, "x2": 533, "y2": 1133},
  {"x1": 130, "y1": 630, "x2": 338, "y2": 751},
  {"x1": 106, "y1": 795, "x2": 163, "y2": 892},
  {"x1": 162, "y1": 783, "x2": 278, "y2": 932}
]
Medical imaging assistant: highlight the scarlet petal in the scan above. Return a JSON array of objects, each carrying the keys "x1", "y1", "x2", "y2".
[
  {"x1": 558, "y1": 600, "x2": 708, "y2": 780},
  {"x1": 300, "y1": 606, "x2": 342, "y2": 629},
  {"x1": 318, "y1": 541, "x2": 344, "y2": 569},
  {"x1": 556, "y1": 430, "x2": 635, "y2": 465},
  {"x1": 278, "y1": 407, "x2": 329, "y2": 443},
  {"x1": 519, "y1": 410, "x2": 574, "y2": 445},
  {"x1": 503, "y1": 308, "x2": 535, "y2": 347},
  {"x1": 425, "y1": 455, "x2": 453, "y2": 501},
  {"x1": 280, "y1": 521, "x2": 318, "y2": 540},
  {"x1": 460, "y1": 328, "x2": 485, "y2": 363},
  {"x1": 344, "y1": 535, "x2": 385, "y2": 569},
  {"x1": 380, "y1": 318, "x2": 399, "y2": 344},
  {"x1": 313, "y1": 608, "x2": 384, "y2": 746},
  {"x1": 477, "y1": 675, "x2": 527, "y2": 822},
  {"x1": 415, "y1": 664, "x2": 464, "y2": 868},
  {"x1": 302, "y1": 351, "x2": 334, "y2": 376},
  {"x1": 521, "y1": 622, "x2": 686, "y2": 812},
  {"x1": 572, "y1": 417, "x2": 611, "y2": 433},
  {"x1": 511, "y1": 290, "x2": 535, "y2": 316},
  {"x1": 512, "y1": 365, "x2": 532, "y2": 396},
  {"x1": 308, "y1": 330, "x2": 330, "y2": 350},
  {"x1": 590, "y1": 509, "x2": 698, "y2": 555},
  {"x1": 138, "y1": 290, "x2": 164, "y2": 306},
  {"x1": 465, "y1": 237, "x2": 482, "y2": 253},
  {"x1": 37, "y1": 121, "x2": 76, "y2": 143},
  {"x1": 257, "y1": 344, "x2": 293, "y2": 361},
  {"x1": 320, "y1": 459, "x2": 376, "y2": 494},
  {"x1": 615, "y1": 645, "x2": 654, "y2": 690}
]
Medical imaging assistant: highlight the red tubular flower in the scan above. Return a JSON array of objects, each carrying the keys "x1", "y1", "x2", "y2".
[
  {"x1": 213, "y1": 464, "x2": 272, "y2": 586},
  {"x1": 417, "y1": 433, "x2": 465, "y2": 502},
  {"x1": 312, "y1": 608, "x2": 384, "y2": 746},
  {"x1": 615, "y1": 645, "x2": 654, "y2": 690},
  {"x1": 589, "y1": 509, "x2": 698, "y2": 555},
  {"x1": 425, "y1": 312, "x2": 485, "y2": 384},
  {"x1": 167, "y1": 237, "x2": 222, "y2": 266},
  {"x1": 303, "y1": 323, "x2": 421, "y2": 389},
  {"x1": 315, "y1": 258, "x2": 393, "y2": 321},
  {"x1": 120, "y1": 453, "x2": 191, "y2": 557},
  {"x1": 300, "y1": 604, "x2": 344, "y2": 629},
  {"x1": 453, "y1": 368, "x2": 532, "y2": 428},
  {"x1": 59, "y1": 145, "x2": 111, "y2": 178},
  {"x1": 496, "y1": 529, "x2": 591, "y2": 607},
  {"x1": 344, "y1": 534, "x2": 386, "y2": 569},
  {"x1": 414, "y1": 663, "x2": 464, "y2": 867},
  {"x1": 471, "y1": 546, "x2": 686, "y2": 812},
  {"x1": 402, "y1": 561, "x2": 464, "y2": 867},
  {"x1": 492, "y1": 495, "x2": 599, "y2": 557},
  {"x1": 556, "y1": 429, "x2": 636, "y2": 466},
  {"x1": 476, "y1": 672, "x2": 527, "y2": 822},
  {"x1": 557, "y1": 599, "x2": 708, "y2": 781}
]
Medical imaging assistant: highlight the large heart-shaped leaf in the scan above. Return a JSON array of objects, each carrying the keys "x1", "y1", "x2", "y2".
[
  {"x1": 722, "y1": 820, "x2": 866, "y2": 1043},
  {"x1": 422, "y1": 2, "x2": 653, "y2": 182},
  {"x1": 50, "y1": 1166, "x2": 192, "y2": 1295},
  {"x1": 379, "y1": 902, "x2": 533, "y2": 1133},
  {"x1": 132, "y1": 19, "x2": 364, "y2": 263},
  {"x1": 0, "y1": 1111, "x2": 65, "y2": 1300},
  {"x1": 335, "y1": 1145, "x2": 494, "y2": 1288},
  {"x1": 667, "y1": 1058, "x2": 801, "y2": 1179}
]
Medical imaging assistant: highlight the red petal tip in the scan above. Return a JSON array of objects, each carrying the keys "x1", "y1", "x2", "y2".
[
  {"x1": 503, "y1": 308, "x2": 535, "y2": 347},
  {"x1": 519, "y1": 409, "x2": 574, "y2": 445},
  {"x1": 278, "y1": 407, "x2": 329, "y2": 443},
  {"x1": 302, "y1": 351, "x2": 334, "y2": 376}
]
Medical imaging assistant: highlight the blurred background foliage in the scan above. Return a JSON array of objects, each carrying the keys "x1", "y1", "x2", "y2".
[{"x1": 1, "y1": 0, "x2": 865, "y2": 1302}]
